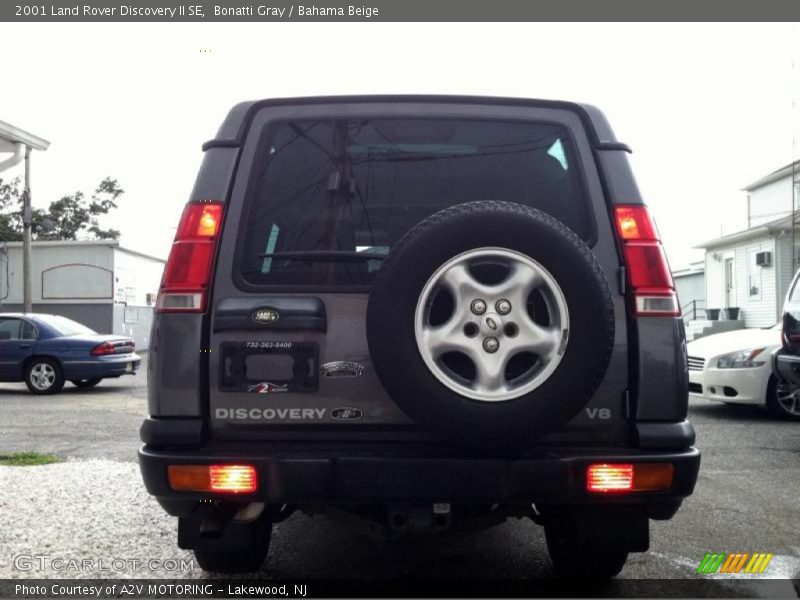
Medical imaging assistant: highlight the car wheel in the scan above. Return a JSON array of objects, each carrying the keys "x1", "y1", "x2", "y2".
[
  {"x1": 767, "y1": 376, "x2": 800, "y2": 421},
  {"x1": 193, "y1": 516, "x2": 273, "y2": 573},
  {"x1": 25, "y1": 358, "x2": 65, "y2": 395},
  {"x1": 367, "y1": 201, "x2": 614, "y2": 449},
  {"x1": 70, "y1": 378, "x2": 103, "y2": 388}
]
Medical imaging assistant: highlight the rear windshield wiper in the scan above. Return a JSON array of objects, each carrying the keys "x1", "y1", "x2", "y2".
[{"x1": 257, "y1": 250, "x2": 388, "y2": 263}]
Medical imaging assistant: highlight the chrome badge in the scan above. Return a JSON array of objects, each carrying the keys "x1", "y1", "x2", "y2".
[
  {"x1": 321, "y1": 361, "x2": 365, "y2": 378},
  {"x1": 252, "y1": 308, "x2": 279, "y2": 324},
  {"x1": 331, "y1": 407, "x2": 363, "y2": 420}
]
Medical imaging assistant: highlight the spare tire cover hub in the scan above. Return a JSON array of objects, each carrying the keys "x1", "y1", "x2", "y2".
[{"x1": 414, "y1": 247, "x2": 569, "y2": 402}]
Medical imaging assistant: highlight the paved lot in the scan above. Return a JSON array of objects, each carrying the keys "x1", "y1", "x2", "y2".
[{"x1": 1, "y1": 361, "x2": 798, "y2": 595}]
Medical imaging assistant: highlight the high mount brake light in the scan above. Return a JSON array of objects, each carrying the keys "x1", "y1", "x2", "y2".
[
  {"x1": 614, "y1": 205, "x2": 680, "y2": 317},
  {"x1": 157, "y1": 201, "x2": 223, "y2": 313}
]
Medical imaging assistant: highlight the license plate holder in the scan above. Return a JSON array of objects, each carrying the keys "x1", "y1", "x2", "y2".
[{"x1": 219, "y1": 341, "x2": 319, "y2": 393}]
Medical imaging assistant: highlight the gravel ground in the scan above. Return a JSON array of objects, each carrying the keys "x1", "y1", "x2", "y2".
[{"x1": 0, "y1": 460, "x2": 197, "y2": 579}]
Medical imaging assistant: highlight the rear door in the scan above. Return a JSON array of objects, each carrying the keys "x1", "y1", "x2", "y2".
[
  {"x1": 0, "y1": 318, "x2": 35, "y2": 380},
  {"x1": 206, "y1": 99, "x2": 630, "y2": 444}
]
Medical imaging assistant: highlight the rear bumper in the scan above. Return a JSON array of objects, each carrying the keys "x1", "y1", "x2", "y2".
[
  {"x1": 138, "y1": 443, "x2": 700, "y2": 518},
  {"x1": 62, "y1": 353, "x2": 141, "y2": 379}
]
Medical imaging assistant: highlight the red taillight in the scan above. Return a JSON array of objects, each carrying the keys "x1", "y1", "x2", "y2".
[
  {"x1": 209, "y1": 465, "x2": 258, "y2": 493},
  {"x1": 614, "y1": 205, "x2": 679, "y2": 317},
  {"x1": 614, "y1": 205, "x2": 659, "y2": 241},
  {"x1": 176, "y1": 202, "x2": 223, "y2": 239},
  {"x1": 157, "y1": 201, "x2": 223, "y2": 313},
  {"x1": 91, "y1": 341, "x2": 115, "y2": 356},
  {"x1": 587, "y1": 463, "x2": 674, "y2": 493},
  {"x1": 587, "y1": 463, "x2": 634, "y2": 492},
  {"x1": 168, "y1": 464, "x2": 258, "y2": 494}
]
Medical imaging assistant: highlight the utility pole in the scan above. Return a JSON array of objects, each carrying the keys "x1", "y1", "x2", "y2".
[{"x1": 23, "y1": 146, "x2": 33, "y2": 313}]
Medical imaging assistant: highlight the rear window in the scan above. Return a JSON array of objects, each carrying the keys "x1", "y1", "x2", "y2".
[
  {"x1": 37, "y1": 315, "x2": 96, "y2": 336},
  {"x1": 238, "y1": 118, "x2": 592, "y2": 287}
]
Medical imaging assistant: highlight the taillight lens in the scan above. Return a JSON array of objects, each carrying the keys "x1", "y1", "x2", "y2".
[
  {"x1": 168, "y1": 464, "x2": 258, "y2": 494},
  {"x1": 587, "y1": 462, "x2": 674, "y2": 493},
  {"x1": 587, "y1": 463, "x2": 634, "y2": 492},
  {"x1": 157, "y1": 201, "x2": 223, "y2": 313},
  {"x1": 614, "y1": 205, "x2": 679, "y2": 317},
  {"x1": 91, "y1": 341, "x2": 115, "y2": 356}
]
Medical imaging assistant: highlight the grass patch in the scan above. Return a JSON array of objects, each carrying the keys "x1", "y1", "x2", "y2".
[{"x1": 0, "y1": 451, "x2": 64, "y2": 466}]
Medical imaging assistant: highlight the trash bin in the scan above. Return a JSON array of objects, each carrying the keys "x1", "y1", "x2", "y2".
[
  {"x1": 724, "y1": 307, "x2": 740, "y2": 320},
  {"x1": 706, "y1": 308, "x2": 720, "y2": 321}
]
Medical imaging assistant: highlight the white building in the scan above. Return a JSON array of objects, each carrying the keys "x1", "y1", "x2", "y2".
[
  {"x1": 696, "y1": 159, "x2": 800, "y2": 329},
  {"x1": 0, "y1": 240, "x2": 165, "y2": 348},
  {"x1": 672, "y1": 260, "x2": 705, "y2": 319}
]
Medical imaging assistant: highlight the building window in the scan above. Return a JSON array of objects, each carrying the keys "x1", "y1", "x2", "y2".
[{"x1": 748, "y1": 249, "x2": 762, "y2": 299}]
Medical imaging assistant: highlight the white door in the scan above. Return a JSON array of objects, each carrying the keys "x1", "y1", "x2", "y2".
[{"x1": 724, "y1": 257, "x2": 736, "y2": 307}]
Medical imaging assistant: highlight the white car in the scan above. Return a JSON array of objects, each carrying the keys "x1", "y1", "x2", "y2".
[{"x1": 687, "y1": 323, "x2": 800, "y2": 419}]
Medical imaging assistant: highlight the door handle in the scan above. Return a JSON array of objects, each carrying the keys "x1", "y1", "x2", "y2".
[{"x1": 19, "y1": 344, "x2": 31, "y2": 349}]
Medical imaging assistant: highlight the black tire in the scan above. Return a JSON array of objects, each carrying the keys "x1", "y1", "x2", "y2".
[
  {"x1": 70, "y1": 378, "x2": 102, "y2": 388},
  {"x1": 367, "y1": 201, "x2": 614, "y2": 448},
  {"x1": 766, "y1": 376, "x2": 800, "y2": 421},
  {"x1": 24, "y1": 357, "x2": 65, "y2": 395},
  {"x1": 194, "y1": 516, "x2": 273, "y2": 573},
  {"x1": 545, "y1": 522, "x2": 629, "y2": 579}
]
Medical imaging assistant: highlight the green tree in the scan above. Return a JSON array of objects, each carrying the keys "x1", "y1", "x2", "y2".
[{"x1": 0, "y1": 177, "x2": 123, "y2": 241}]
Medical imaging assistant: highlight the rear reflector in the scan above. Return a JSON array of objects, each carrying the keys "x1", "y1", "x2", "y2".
[
  {"x1": 157, "y1": 201, "x2": 224, "y2": 313},
  {"x1": 614, "y1": 205, "x2": 680, "y2": 317},
  {"x1": 168, "y1": 464, "x2": 257, "y2": 494},
  {"x1": 587, "y1": 462, "x2": 674, "y2": 493}
]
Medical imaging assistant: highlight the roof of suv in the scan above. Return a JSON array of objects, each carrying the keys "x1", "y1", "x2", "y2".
[{"x1": 203, "y1": 95, "x2": 628, "y2": 153}]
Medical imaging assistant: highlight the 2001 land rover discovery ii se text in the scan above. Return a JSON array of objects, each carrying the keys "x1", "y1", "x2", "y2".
[{"x1": 139, "y1": 96, "x2": 700, "y2": 578}]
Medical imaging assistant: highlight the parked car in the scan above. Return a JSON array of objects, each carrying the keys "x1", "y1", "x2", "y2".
[
  {"x1": 772, "y1": 269, "x2": 800, "y2": 420},
  {"x1": 138, "y1": 96, "x2": 700, "y2": 578},
  {"x1": 0, "y1": 313, "x2": 140, "y2": 394},
  {"x1": 686, "y1": 324, "x2": 800, "y2": 419}
]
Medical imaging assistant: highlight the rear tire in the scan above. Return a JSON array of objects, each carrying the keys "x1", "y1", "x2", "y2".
[
  {"x1": 71, "y1": 378, "x2": 102, "y2": 388},
  {"x1": 25, "y1": 358, "x2": 65, "y2": 395},
  {"x1": 193, "y1": 515, "x2": 273, "y2": 573}
]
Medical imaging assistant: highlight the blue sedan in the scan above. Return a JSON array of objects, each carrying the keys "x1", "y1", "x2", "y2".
[{"x1": 0, "y1": 313, "x2": 141, "y2": 395}]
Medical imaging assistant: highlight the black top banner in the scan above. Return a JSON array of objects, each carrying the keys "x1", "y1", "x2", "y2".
[{"x1": 4, "y1": 0, "x2": 800, "y2": 21}]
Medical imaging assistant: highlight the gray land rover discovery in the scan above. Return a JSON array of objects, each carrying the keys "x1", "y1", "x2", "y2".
[{"x1": 139, "y1": 95, "x2": 700, "y2": 578}]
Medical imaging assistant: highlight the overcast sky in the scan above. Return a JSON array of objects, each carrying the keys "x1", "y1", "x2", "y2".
[{"x1": 1, "y1": 22, "x2": 798, "y2": 268}]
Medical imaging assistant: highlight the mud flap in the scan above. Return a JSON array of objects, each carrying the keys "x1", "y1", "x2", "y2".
[{"x1": 542, "y1": 506, "x2": 649, "y2": 553}]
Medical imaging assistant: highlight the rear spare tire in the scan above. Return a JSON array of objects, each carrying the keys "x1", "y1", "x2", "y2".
[{"x1": 367, "y1": 201, "x2": 614, "y2": 448}]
